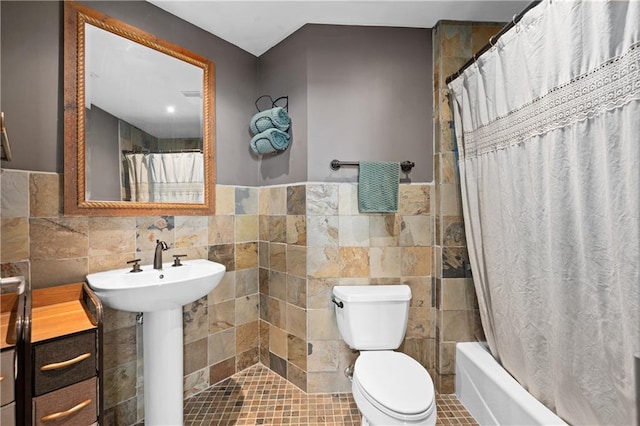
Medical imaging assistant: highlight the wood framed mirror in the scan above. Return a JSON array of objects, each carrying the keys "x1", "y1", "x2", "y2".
[{"x1": 64, "y1": 1, "x2": 215, "y2": 216}]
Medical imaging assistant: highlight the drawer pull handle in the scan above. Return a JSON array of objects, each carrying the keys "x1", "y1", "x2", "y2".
[
  {"x1": 0, "y1": 375, "x2": 3, "y2": 381},
  {"x1": 41, "y1": 399, "x2": 92, "y2": 422},
  {"x1": 40, "y1": 353, "x2": 91, "y2": 371}
]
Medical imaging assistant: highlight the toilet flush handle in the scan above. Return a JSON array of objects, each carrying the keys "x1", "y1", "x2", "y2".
[
  {"x1": 331, "y1": 297, "x2": 343, "y2": 308},
  {"x1": 344, "y1": 363, "x2": 354, "y2": 381}
]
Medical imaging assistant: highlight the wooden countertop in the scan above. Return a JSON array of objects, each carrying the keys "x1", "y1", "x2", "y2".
[{"x1": 31, "y1": 283, "x2": 96, "y2": 344}]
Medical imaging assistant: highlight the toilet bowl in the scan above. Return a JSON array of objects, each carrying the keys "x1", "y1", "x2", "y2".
[
  {"x1": 352, "y1": 351, "x2": 436, "y2": 425},
  {"x1": 332, "y1": 285, "x2": 437, "y2": 426}
]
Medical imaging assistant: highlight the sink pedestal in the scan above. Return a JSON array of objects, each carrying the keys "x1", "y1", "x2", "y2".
[{"x1": 143, "y1": 308, "x2": 184, "y2": 425}]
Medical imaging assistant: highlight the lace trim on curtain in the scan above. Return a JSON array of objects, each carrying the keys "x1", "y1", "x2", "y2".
[{"x1": 462, "y1": 42, "x2": 640, "y2": 159}]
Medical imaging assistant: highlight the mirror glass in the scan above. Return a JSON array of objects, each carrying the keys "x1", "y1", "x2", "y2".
[
  {"x1": 64, "y1": 2, "x2": 215, "y2": 216},
  {"x1": 85, "y1": 24, "x2": 204, "y2": 203}
]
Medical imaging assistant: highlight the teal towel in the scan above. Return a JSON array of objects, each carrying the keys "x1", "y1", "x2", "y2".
[
  {"x1": 250, "y1": 107, "x2": 291, "y2": 134},
  {"x1": 250, "y1": 128, "x2": 290, "y2": 155},
  {"x1": 358, "y1": 162, "x2": 400, "y2": 213}
]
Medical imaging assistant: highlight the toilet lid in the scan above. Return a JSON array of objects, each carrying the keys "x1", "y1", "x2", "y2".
[{"x1": 354, "y1": 351, "x2": 434, "y2": 415}]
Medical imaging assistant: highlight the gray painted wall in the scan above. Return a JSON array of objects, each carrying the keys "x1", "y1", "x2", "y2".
[
  {"x1": 257, "y1": 26, "x2": 310, "y2": 184},
  {"x1": 258, "y1": 24, "x2": 433, "y2": 184},
  {"x1": 1, "y1": 3, "x2": 433, "y2": 186},
  {"x1": 0, "y1": 1, "x2": 62, "y2": 173},
  {"x1": 0, "y1": 1, "x2": 259, "y2": 185},
  {"x1": 85, "y1": 106, "x2": 120, "y2": 201}
]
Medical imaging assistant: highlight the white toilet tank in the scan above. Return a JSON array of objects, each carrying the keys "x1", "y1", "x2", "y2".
[{"x1": 332, "y1": 285, "x2": 411, "y2": 350}]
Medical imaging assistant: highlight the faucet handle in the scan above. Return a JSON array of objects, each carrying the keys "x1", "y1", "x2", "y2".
[
  {"x1": 127, "y1": 258, "x2": 142, "y2": 273},
  {"x1": 172, "y1": 254, "x2": 187, "y2": 267}
]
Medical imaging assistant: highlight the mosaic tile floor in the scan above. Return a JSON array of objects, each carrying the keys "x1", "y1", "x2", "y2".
[{"x1": 183, "y1": 364, "x2": 478, "y2": 426}]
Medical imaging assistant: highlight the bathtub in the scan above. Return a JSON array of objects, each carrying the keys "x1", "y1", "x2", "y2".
[{"x1": 455, "y1": 342, "x2": 567, "y2": 426}]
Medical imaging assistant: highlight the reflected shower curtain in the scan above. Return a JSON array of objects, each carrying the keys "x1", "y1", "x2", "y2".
[
  {"x1": 448, "y1": 1, "x2": 639, "y2": 424},
  {"x1": 123, "y1": 153, "x2": 150, "y2": 202},
  {"x1": 124, "y1": 152, "x2": 204, "y2": 203}
]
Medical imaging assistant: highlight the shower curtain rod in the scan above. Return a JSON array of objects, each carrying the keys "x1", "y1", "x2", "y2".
[
  {"x1": 445, "y1": 0, "x2": 542, "y2": 84},
  {"x1": 122, "y1": 148, "x2": 202, "y2": 154}
]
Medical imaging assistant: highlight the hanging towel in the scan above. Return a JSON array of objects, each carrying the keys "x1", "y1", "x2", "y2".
[
  {"x1": 358, "y1": 162, "x2": 400, "y2": 213},
  {"x1": 250, "y1": 107, "x2": 291, "y2": 134},
  {"x1": 250, "y1": 128, "x2": 290, "y2": 155}
]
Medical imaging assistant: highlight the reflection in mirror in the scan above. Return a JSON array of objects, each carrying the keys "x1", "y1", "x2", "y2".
[
  {"x1": 85, "y1": 24, "x2": 204, "y2": 203},
  {"x1": 64, "y1": 2, "x2": 215, "y2": 216}
]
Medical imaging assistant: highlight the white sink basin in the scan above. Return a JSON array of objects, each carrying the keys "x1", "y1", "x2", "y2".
[{"x1": 87, "y1": 259, "x2": 225, "y2": 312}]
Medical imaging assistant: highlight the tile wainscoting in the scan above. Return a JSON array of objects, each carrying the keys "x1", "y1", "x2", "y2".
[{"x1": 1, "y1": 170, "x2": 447, "y2": 424}]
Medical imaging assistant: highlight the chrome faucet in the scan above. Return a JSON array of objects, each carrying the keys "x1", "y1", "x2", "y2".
[{"x1": 154, "y1": 240, "x2": 168, "y2": 269}]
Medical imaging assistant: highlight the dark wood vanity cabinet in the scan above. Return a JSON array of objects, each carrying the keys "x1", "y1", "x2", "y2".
[
  {"x1": 32, "y1": 331, "x2": 97, "y2": 396},
  {"x1": 26, "y1": 283, "x2": 104, "y2": 426},
  {"x1": 0, "y1": 281, "x2": 103, "y2": 425}
]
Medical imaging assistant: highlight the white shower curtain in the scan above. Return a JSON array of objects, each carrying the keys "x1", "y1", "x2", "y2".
[
  {"x1": 448, "y1": 1, "x2": 639, "y2": 424},
  {"x1": 124, "y1": 152, "x2": 204, "y2": 203},
  {"x1": 124, "y1": 153, "x2": 150, "y2": 202}
]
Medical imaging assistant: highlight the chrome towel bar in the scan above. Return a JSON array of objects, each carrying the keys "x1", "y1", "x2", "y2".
[{"x1": 330, "y1": 159, "x2": 415, "y2": 173}]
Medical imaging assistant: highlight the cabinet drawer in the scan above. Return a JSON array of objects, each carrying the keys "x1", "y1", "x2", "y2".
[
  {"x1": 33, "y1": 331, "x2": 96, "y2": 396},
  {"x1": 1, "y1": 348, "x2": 15, "y2": 405},
  {"x1": 1, "y1": 401, "x2": 15, "y2": 426},
  {"x1": 33, "y1": 377, "x2": 96, "y2": 426}
]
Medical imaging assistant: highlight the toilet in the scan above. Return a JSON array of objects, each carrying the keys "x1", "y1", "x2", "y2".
[{"x1": 332, "y1": 285, "x2": 437, "y2": 426}]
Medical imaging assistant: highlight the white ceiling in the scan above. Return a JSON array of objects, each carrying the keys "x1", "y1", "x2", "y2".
[{"x1": 148, "y1": 1, "x2": 531, "y2": 57}]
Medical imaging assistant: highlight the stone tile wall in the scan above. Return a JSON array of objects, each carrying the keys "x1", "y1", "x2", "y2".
[
  {"x1": 432, "y1": 21, "x2": 503, "y2": 393},
  {"x1": 258, "y1": 183, "x2": 436, "y2": 393},
  {"x1": 1, "y1": 169, "x2": 434, "y2": 423},
  {"x1": 0, "y1": 169, "x2": 260, "y2": 425}
]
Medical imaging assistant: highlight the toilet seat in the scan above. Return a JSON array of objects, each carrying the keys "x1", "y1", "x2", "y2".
[{"x1": 353, "y1": 351, "x2": 435, "y2": 422}]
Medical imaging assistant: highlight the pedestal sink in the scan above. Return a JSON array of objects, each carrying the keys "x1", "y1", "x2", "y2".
[{"x1": 87, "y1": 259, "x2": 225, "y2": 425}]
